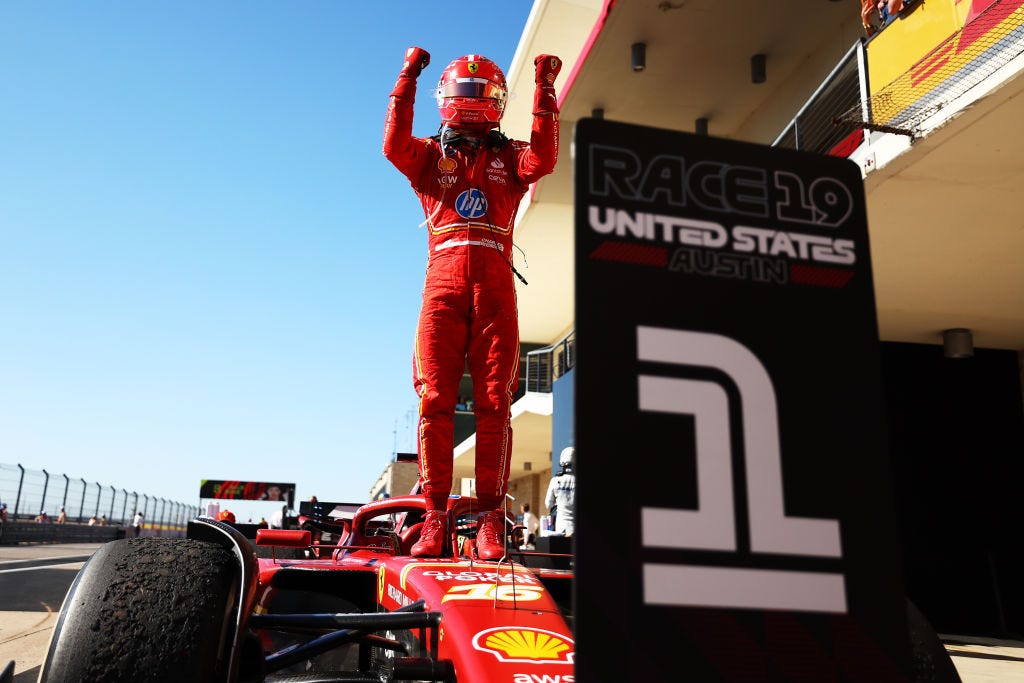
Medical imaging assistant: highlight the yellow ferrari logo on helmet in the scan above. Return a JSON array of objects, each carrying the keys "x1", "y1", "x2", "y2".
[{"x1": 467, "y1": 62, "x2": 478, "y2": 74}]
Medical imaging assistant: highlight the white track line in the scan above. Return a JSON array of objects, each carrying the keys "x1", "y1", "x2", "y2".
[{"x1": 0, "y1": 562, "x2": 84, "y2": 574}]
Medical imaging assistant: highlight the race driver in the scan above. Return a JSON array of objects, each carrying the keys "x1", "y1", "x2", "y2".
[{"x1": 383, "y1": 47, "x2": 561, "y2": 559}]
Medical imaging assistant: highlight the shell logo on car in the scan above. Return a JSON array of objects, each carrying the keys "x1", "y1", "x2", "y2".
[{"x1": 472, "y1": 627, "x2": 575, "y2": 664}]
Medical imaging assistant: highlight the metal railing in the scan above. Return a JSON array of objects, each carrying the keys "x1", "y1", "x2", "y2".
[
  {"x1": 774, "y1": 40, "x2": 870, "y2": 154},
  {"x1": 0, "y1": 462, "x2": 200, "y2": 530},
  {"x1": 525, "y1": 330, "x2": 576, "y2": 394},
  {"x1": 778, "y1": 0, "x2": 1024, "y2": 151},
  {"x1": 851, "y1": 0, "x2": 1024, "y2": 135}
]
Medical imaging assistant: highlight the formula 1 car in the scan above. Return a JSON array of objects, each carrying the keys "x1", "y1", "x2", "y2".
[{"x1": 35, "y1": 494, "x2": 575, "y2": 683}]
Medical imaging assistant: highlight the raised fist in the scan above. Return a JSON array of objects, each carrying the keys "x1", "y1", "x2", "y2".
[
  {"x1": 534, "y1": 54, "x2": 562, "y2": 85},
  {"x1": 401, "y1": 46, "x2": 431, "y2": 78}
]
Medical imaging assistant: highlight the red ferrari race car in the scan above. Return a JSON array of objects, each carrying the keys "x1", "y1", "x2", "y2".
[{"x1": 33, "y1": 494, "x2": 575, "y2": 683}]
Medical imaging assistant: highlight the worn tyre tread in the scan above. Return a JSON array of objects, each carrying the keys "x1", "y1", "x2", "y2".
[{"x1": 40, "y1": 537, "x2": 235, "y2": 683}]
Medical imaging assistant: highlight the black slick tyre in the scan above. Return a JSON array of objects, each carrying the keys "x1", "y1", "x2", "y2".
[
  {"x1": 907, "y1": 599, "x2": 963, "y2": 683},
  {"x1": 39, "y1": 537, "x2": 237, "y2": 683}
]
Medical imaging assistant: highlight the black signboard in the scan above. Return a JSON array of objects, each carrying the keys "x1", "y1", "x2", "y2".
[
  {"x1": 574, "y1": 120, "x2": 911, "y2": 681},
  {"x1": 199, "y1": 479, "x2": 296, "y2": 507}
]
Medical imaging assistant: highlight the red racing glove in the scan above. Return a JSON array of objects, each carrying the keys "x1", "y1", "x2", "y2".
[
  {"x1": 533, "y1": 54, "x2": 561, "y2": 115},
  {"x1": 534, "y1": 54, "x2": 562, "y2": 85},
  {"x1": 400, "y1": 46, "x2": 431, "y2": 79}
]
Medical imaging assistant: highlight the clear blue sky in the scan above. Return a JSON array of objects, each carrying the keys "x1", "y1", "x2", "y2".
[{"x1": 0, "y1": 2, "x2": 536, "y2": 520}]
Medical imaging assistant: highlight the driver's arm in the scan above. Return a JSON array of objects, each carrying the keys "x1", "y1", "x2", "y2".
[{"x1": 383, "y1": 46, "x2": 432, "y2": 182}]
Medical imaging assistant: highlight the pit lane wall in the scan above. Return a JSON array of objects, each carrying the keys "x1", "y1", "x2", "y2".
[
  {"x1": 0, "y1": 521, "x2": 126, "y2": 544},
  {"x1": 0, "y1": 520, "x2": 189, "y2": 544}
]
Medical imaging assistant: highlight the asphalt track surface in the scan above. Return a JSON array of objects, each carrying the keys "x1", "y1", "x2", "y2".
[
  {"x1": 0, "y1": 543, "x2": 102, "y2": 683},
  {"x1": 2, "y1": 543, "x2": 1023, "y2": 682}
]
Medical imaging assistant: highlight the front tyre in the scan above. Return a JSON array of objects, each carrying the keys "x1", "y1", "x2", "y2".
[{"x1": 39, "y1": 537, "x2": 237, "y2": 683}]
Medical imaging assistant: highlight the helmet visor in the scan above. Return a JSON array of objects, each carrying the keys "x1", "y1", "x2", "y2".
[{"x1": 437, "y1": 77, "x2": 507, "y2": 103}]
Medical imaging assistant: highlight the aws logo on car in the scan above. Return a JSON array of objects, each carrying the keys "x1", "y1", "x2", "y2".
[
  {"x1": 472, "y1": 627, "x2": 574, "y2": 664},
  {"x1": 455, "y1": 189, "x2": 488, "y2": 219}
]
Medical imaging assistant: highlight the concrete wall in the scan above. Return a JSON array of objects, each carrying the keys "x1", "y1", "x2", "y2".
[
  {"x1": 507, "y1": 470, "x2": 549, "y2": 521},
  {"x1": 0, "y1": 522, "x2": 182, "y2": 545}
]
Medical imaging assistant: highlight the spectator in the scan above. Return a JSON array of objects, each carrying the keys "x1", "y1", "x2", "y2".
[
  {"x1": 216, "y1": 510, "x2": 236, "y2": 524},
  {"x1": 519, "y1": 503, "x2": 539, "y2": 550},
  {"x1": 88, "y1": 515, "x2": 98, "y2": 526},
  {"x1": 544, "y1": 447, "x2": 576, "y2": 536},
  {"x1": 0, "y1": 503, "x2": 8, "y2": 524},
  {"x1": 861, "y1": 0, "x2": 879, "y2": 37},
  {"x1": 98, "y1": 514, "x2": 108, "y2": 526},
  {"x1": 862, "y1": 0, "x2": 910, "y2": 36},
  {"x1": 877, "y1": 0, "x2": 905, "y2": 29},
  {"x1": 258, "y1": 517, "x2": 269, "y2": 529},
  {"x1": 270, "y1": 505, "x2": 285, "y2": 529},
  {"x1": 132, "y1": 511, "x2": 144, "y2": 537},
  {"x1": 57, "y1": 507, "x2": 67, "y2": 524},
  {"x1": 36, "y1": 511, "x2": 52, "y2": 523}
]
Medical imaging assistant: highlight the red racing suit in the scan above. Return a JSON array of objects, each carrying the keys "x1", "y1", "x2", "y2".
[{"x1": 383, "y1": 66, "x2": 559, "y2": 512}]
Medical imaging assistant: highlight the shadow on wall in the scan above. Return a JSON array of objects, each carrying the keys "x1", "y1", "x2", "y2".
[{"x1": 882, "y1": 342, "x2": 1024, "y2": 638}]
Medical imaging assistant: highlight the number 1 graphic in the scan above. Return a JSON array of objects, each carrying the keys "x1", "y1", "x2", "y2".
[{"x1": 637, "y1": 326, "x2": 847, "y2": 613}]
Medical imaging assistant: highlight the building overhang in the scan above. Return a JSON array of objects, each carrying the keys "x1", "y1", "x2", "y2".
[
  {"x1": 510, "y1": 0, "x2": 1024, "y2": 350},
  {"x1": 453, "y1": 392, "x2": 554, "y2": 482}
]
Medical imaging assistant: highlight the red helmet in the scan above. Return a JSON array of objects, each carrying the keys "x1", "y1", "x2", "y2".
[
  {"x1": 435, "y1": 55, "x2": 507, "y2": 127},
  {"x1": 216, "y1": 510, "x2": 236, "y2": 524}
]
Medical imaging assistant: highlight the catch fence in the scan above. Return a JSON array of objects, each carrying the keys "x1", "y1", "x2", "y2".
[{"x1": 0, "y1": 462, "x2": 200, "y2": 531}]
